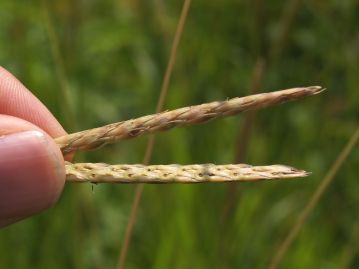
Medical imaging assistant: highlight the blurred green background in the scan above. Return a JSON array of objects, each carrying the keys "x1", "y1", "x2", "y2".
[{"x1": 0, "y1": 0, "x2": 358, "y2": 268}]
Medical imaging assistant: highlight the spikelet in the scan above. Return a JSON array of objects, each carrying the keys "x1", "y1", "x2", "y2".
[
  {"x1": 56, "y1": 86, "x2": 324, "y2": 154},
  {"x1": 65, "y1": 162, "x2": 310, "y2": 183}
]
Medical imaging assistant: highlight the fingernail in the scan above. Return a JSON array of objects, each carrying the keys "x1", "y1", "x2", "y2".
[{"x1": 0, "y1": 131, "x2": 65, "y2": 224}]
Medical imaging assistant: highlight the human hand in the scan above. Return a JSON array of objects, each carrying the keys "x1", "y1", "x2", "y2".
[{"x1": 0, "y1": 66, "x2": 67, "y2": 228}]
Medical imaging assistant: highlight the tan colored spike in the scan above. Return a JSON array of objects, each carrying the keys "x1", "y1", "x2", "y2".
[
  {"x1": 56, "y1": 86, "x2": 324, "y2": 154},
  {"x1": 65, "y1": 162, "x2": 309, "y2": 184}
]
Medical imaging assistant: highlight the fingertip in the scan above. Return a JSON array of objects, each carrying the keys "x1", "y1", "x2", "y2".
[
  {"x1": 0, "y1": 130, "x2": 65, "y2": 228},
  {"x1": 0, "y1": 66, "x2": 67, "y2": 138}
]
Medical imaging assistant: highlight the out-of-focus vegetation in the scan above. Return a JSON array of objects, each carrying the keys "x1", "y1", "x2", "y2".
[{"x1": 0, "y1": 0, "x2": 358, "y2": 268}]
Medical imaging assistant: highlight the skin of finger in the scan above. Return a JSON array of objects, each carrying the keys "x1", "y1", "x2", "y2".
[
  {"x1": 0, "y1": 66, "x2": 73, "y2": 161},
  {"x1": 0, "y1": 217, "x2": 19, "y2": 227},
  {"x1": 0, "y1": 116, "x2": 65, "y2": 227},
  {"x1": 0, "y1": 66, "x2": 67, "y2": 138}
]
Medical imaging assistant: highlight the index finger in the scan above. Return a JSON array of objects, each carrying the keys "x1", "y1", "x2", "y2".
[{"x1": 0, "y1": 66, "x2": 67, "y2": 138}]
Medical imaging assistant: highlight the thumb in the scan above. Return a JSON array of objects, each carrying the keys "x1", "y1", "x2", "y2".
[{"x1": 0, "y1": 116, "x2": 65, "y2": 228}]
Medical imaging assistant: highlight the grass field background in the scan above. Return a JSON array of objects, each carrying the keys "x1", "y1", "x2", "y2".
[{"x1": 0, "y1": 0, "x2": 358, "y2": 268}]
